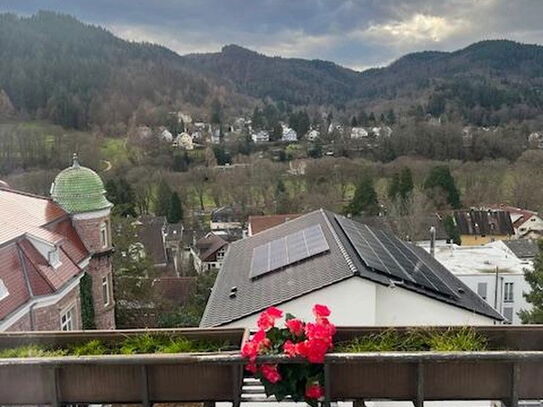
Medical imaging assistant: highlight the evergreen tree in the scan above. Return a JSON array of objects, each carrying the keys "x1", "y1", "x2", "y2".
[
  {"x1": 167, "y1": 192, "x2": 183, "y2": 223},
  {"x1": 155, "y1": 180, "x2": 172, "y2": 216},
  {"x1": 271, "y1": 122, "x2": 283, "y2": 141},
  {"x1": 398, "y1": 167, "x2": 414, "y2": 200},
  {"x1": 424, "y1": 166, "x2": 461, "y2": 209},
  {"x1": 385, "y1": 109, "x2": 396, "y2": 125},
  {"x1": 105, "y1": 177, "x2": 137, "y2": 217},
  {"x1": 520, "y1": 240, "x2": 543, "y2": 323},
  {"x1": 347, "y1": 176, "x2": 379, "y2": 216},
  {"x1": 358, "y1": 110, "x2": 369, "y2": 126},
  {"x1": 368, "y1": 112, "x2": 376, "y2": 124},
  {"x1": 443, "y1": 215, "x2": 461, "y2": 245},
  {"x1": 351, "y1": 116, "x2": 358, "y2": 127},
  {"x1": 275, "y1": 179, "x2": 289, "y2": 213},
  {"x1": 387, "y1": 173, "x2": 401, "y2": 200}
]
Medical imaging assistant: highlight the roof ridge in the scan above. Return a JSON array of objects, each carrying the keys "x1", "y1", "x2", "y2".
[
  {"x1": 320, "y1": 210, "x2": 358, "y2": 275},
  {"x1": 0, "y1": 186, "x2": 57, "y2": 202}
]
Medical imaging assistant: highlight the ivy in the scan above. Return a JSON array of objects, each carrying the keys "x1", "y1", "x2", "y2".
[{"x1": 80, "y1": 273, "x2": 96, "y2": 330}]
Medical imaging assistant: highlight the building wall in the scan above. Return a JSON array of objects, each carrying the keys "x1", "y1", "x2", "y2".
[
  {"x1": 222, "y1": 278, "x2": 496, "y2": 329},
  {"x1": 460, "y1": 234, "x2": 510, "y2": 246},
  {"x1": 32, "y1": 285, "x2": 81, "y2": 331},
  {"x1": 455, "y1": 273, "x2": 529, "y2": 325},
  {"x1": 5, "y1": 312, "x2": 31, "y2": 332},
  {"x1": 516, "y1": 215, "x2": 543, "y2": 238}
]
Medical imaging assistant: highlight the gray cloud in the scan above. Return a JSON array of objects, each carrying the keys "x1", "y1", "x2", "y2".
[{"x1": 1, "y1": 0, "x2": 543, "y2": 70}]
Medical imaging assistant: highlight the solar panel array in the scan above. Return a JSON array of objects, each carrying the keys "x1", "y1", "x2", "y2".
[
  {"x1": 250, "y1": 224, "x2": 330, "y2": 279},
  {"x1": 336, "y1": 216, "x2": 458, "y2": 298}
]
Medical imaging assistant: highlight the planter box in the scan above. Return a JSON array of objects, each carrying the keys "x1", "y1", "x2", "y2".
[
  {"x1": 0, "y1": 328, "x2": 247, "y2": 405},
  {"x1": 326, "y1": 326, "x2": 543, "y2": 403}
]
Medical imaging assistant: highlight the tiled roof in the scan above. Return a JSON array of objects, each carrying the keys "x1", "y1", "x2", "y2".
[
  {"x1": 248, "y1": 214, "x2": 301, "y2": 235},
  {"x1": 486, "y1": 205, "x2": 538, "y2": 228},
  {"x1": 454, "y1": 210, "x2": 514, "y2": 236},
  {"x1": 196, "y1": 233, "x2": 228, "y2": 262},
  {"x1": 50, "y1": 161, "x2": 112, "y2": 214},
  {"x1": 134, "y1": 216, "x2": 168, "y2": 266},
  {"x1": 502, "y1": 239, "x2": 540, "y2": 259},
  {"x1": 201, "y1": 210, "x2": 503, "y2": 327}
]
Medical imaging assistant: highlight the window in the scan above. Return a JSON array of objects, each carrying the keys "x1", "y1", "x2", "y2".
[
  {"x1": 100, "y1": 221, "x2": 109, "y2": 248},
  {"x1": 48, "y1": 248, "x2": 62, "y2": 269},
  {"x1": 102, "y1": 274, "x2": 111, "y2": 307},
  {"x1": 503, "y1": 307, "x2": 514, "y2": 324},
  {"x1": 0, "y1": 279, "x2": 8, "y2": 301},
  {"x1": 504, "y1": 282, "x2": 514, "y2": 303},
  {"x1": 60, "y1": 306, "x2": 75, "y2": 331},
  {"x1": 477, "y1": 282, "x2": 487, "y2": 300}
]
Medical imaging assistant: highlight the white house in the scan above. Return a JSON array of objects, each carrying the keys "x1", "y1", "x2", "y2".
[
  {"x1": 174, "y1": 132, "x2": 194, "y2": 150},
  {"x1": 251, "y1": 130, "x2": 269, "y2": 143},
  {"x1": 201, "y1": 210, "x2": 503, "y2": 328},
  {"x1": 425, "y1": 241, "x2": 535, "y2": 325},
  {"x1": 485, "y1": 205, "x2": 543, "y2": 240},
  {"x1": 281, "y1": 125, "x2": 297, "y2": 142},
  {"x1": 350, "y1": 127, "x2": 369, "y2": 139},
  {"x1": 306, "y1": 129, "x2": 320, "y2": 141},
  {"x1": 160, "y1": 128, "x2": 173, "y2": 142}
]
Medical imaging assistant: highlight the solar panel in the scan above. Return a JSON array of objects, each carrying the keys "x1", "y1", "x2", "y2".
[
  {"x1": 249, "y1": 224, "x2": 330, "y2": 279},
  {"x1": 336, "y1": 216, "x2": 458, "y2": 298}
]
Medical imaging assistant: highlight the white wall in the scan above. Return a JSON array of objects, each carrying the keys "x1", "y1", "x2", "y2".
[
  {"x1": 455, "y1": 273, "x2": 530, "y2": 325},
  {"x1": 223, "y1": 278, "x2": 496, "y2": 329}
]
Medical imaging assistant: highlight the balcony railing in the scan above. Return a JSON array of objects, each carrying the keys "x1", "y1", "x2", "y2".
[{"x1": 0, "y1": 326, "x2": 542, "y2": 407}]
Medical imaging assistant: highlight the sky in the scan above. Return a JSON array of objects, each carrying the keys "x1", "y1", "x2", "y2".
[{"x1": 1, "y1": 0, "x2": 543, "y2": 71}]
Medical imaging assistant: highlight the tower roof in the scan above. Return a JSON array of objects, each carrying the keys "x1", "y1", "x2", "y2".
[{"x1": 50, "y1": 154, "x2": 112, "y2": 214}]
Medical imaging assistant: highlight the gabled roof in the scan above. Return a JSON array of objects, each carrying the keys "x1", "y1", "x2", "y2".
[
  {"x1": 195, "y1": 233, "x2": 228, "y2": 262},
  {"x1": 134, "y1": 216, "x2": 168, "y2": 266},
  {"x1": 501, "y1": 239, "x2": 540, "y2": 259},
  {"x1": 485, "y1": 205, "x2": 539, "y2": 229},
  {"x1": 201, "y1": 210, "x2": 502, "y2": 327},
  {"x1": 454, "y1": 210, "x2": 514, "y2": 236},
  {"x1": 248, "y1": 214, "x2": 301, "y2": 236}
]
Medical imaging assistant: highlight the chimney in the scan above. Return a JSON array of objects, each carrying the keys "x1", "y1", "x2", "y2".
[{"x1": 430, "y1": 226, "x2": 436, "y2": 257}]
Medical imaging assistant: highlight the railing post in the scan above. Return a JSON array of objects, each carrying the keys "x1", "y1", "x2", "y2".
[
  {"x1": 232, "y1": 364, "x2": 243, "y2": 407},
  {"x1": 141, "y1": 365, "x2": 151, "y2": 407},
  {"x1": 414, "y1": 361, "x2": 424, "y2": 407},
  {"x1": 324, "y1": 362, "x2": 331, "y2": 407},
  {"x1": 48, "y1": 366, "x2": 60, "y2": 407},
  {"x1": 506, "y1": 362, "x2": 520, "y2": 407}
]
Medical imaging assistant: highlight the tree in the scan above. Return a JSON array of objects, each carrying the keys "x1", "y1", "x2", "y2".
[
  {"x1": 387, "y1": 173, "x2": 401, "y2": 201},
  {"x1": 105, "y1": 177, "x2": 137, "y2": 217},
  {"x1": 347, "y1": 176, "x2": 379, "y2": 216},
  {"x1": 398, "y1": 167, "x2": 414, "y2": 200},
  {"x1": 519, "y1": 240, "x2": 543, "y2": 323},
  {"x1": 154, "y1": 180, "x2": 172, "y2": 216},
  {"x1": 271, "y1": 122, "x2": 283, "y2": 141},
  {"x1": 167, "y1": 192, "x2": 183, "y2": 223},
  {"x1": 424, "y1": 166, "x2": 461, "y2": 209},
  {"x1": 443, "y1": 215, "x2": 461, "y2": 245},
  {"x1": 275, "y1": 179, "x2": 289, "y2": 214},
  {"x1": 351, "y1": 116, "x2": 358, "y2": 127}
]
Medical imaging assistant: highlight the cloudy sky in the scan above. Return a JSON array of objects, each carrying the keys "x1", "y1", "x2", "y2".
[{"x1": 1, "y1": 0, "x2": 543, "y2": 71}]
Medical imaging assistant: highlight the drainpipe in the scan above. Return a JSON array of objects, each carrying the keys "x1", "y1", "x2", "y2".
[
  {"x1": 29, "y1": 302, "x2": 36, "y2": 330},
  {"x1": 494, "y1": 266, "x2": 499, "y2": 314}
]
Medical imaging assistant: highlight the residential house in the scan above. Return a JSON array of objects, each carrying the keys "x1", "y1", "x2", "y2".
[
  {"x1": 528, "y1": 132, "x2": 543, "y2": 149},
  {"x1": 251, "y1": 130, "x2": 269, "y2": 143},
  {"x1": 350, "y1": 127, "x2": 369, "y2": 139},
  {"x1": 247, "y1": 214, "x2": 301, "y2": 236},
  {"x1": 201, "y1": 209, "x2": 502, "y2": 328},
  {"x1": 211, "y1": 128, "x2": 221, "y2": 144},
  {"x1": 281, "y1": 125, "x2": 297, "y2": 142},
  {"x1": 210, "y1": 206, "x2": 244, "y2": 232},
  {"x1": 0, "y1": 155, "x2": 115, "y2": 331},
  {"x1": 159, "y1": 128, "x2": 173, "y2": 143},
  {"x1": 497, "y1": 239, "x2": 540, "y2": 260},
  {"x1": 427, "y1": 242, "x2": 534, "y2": 324},
  {"x1": 174, "y1": 132, "x2": 194, "y2": 150},
  {"x1": 306, "y1": 129, "x2": 319, "y2": 141},
  {"x1": 453, "y1": 209, "x2": 514, "y2": 246},
  {"x1": 191, "y1": 232, "x2": 229, "y2": 273},
  {"x1": 486, "y1": 205, "x2": 543, "y2": 239}
]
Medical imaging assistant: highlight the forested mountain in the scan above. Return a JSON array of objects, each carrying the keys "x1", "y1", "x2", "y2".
[{"x1": 3, "y1": 11, "x2": 543, "y2": 130}]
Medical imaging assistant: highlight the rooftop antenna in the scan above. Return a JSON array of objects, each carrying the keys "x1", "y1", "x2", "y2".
[{"x1": 72, "y1": 152, "x2": 80, "y2": 168}]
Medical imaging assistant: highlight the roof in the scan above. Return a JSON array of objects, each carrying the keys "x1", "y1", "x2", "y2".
[
  {"x1": 0, "y1": 188, "x2": 88, "y2": 321},
  {"x1": 454, "y1": 210, "x2": 514, "y2": 236},
  {"x1": 50, "y1": 155, "x2": 112, "y2": 214},
  {"x1": 354, "y1": 214, "x2": 448, "y2": 241},
  {"x1": 248, "y1": 214, "x2": 301, "y2": 236},
  {"x1": 195, "y1": 233, "x2": 228, "y2": 262},
  {"x1": 486, "y1": 205, "x2": 539, "y2": 229},
  {"x1": 501, "y1": 239, "x2": 540, "y2": 259},
  {"x1": 211, "y1": 206, "x2": 243, "y2": 223},
  {"x1": 201, "y1": 210, "x2": 502, "y2": 327},
  {"x1": 134, "y1": 216, "x2": 168, "y2": 266}
]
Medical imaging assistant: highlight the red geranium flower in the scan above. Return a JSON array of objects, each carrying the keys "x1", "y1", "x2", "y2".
[
  {"x1": 313, "y1": 304, "x2": 331, "y2": 319},
  {"x1": 257, "y1": 307, "x2": 284, "y2": 331},
  {"x1": 260, "y1": 364, "x2": 281, "y2": 383},
  {"x1": 285, "y1": 318, "x2": 304, "y2": 336},
  {"x1": 305, "y1": 383, "x2": 324, "y2": 399},
  {"x1": 283, "y1": 340, "x2": 297, "y2": 357}
]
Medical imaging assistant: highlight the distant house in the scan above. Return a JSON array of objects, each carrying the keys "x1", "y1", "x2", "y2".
[
  {"x1": 497, "y1": 239, "x2": 539, "y2": 260},
  {"x1": 247, "y1": 214, "x2": 301, "y2": 236},
  {"x1": 306, "y1": 129, "x2": 320, "y2": 141},
  {"x1": 453, "y1": 209, "x2": 514, "y2": 246},
  {"x1": 371, "y1": 126, "x2": 393, "y2": 138},
  {"x1": 177, "y1": 112, "x2": 193, "y2": 127},
  {"x1": 281, "y1": 125, "x2": 297, "y2": 142},
  {"x1": 210, "y1": 206, "x2": 244, "y2": 232},
  {"x1": 160, "y1": 128, "x2": 173, "y2": 142},
  {"x1": 485, "y1": 205, "x2": 543, "y2": 240},
  {"x1": 211, "y1": 128, "x2": 221, "y2": 144},
  {"x1": 350, "y1": 127, "x2": 369, "y2": 139},
  {"x1": 201, "y1": 209, "x2": 502, "y2": 328},
  {"x1": 528, "y1": 132, "x2": 543, "y2": 149},
  {"x1": 174, "y1": 132, "x2": 194, "y2": 150},
  {"x1": 251, "y1": 130, "x2": 269, "y2": 143},
  {"x1": 428, "y1": 241, "x2": 534, "y2": 324},
  {"x1": 191, "y1": 232, "x2": 229, "y2": 273}
]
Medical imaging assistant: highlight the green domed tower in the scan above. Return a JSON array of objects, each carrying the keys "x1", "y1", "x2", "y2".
[
  {"x1": 50, "y1": 154, "x2": 112, "y2": 214},
  {"x1": 51, "y1": 154, "x2": 115, "y2": 330}
]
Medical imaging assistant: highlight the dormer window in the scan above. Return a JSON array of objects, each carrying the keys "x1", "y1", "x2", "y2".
[
  {"x1": 48, "y1": 247, "x2": 62, "y2": 269},
  {"x1": 0, "y1": 279, "x2": 8, "y2": 301}
]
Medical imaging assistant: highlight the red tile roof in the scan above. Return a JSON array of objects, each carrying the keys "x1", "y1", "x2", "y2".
[
  {"x1": 0, "y1": 187, "x2": 89, "y2": 323},
  {"x1": 248, "y1": 214, "x2": 301, "y2": 236},
  {"x1": 487, "y1": 205, "x2": 538, "y2": 228}
]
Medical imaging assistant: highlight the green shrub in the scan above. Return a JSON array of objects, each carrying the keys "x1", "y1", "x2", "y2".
[
  {"x1": 0, "y1": 345, "x2": 67, "y2": 358},
  {"x1": 69, "y1": 340, "x2": 109, "y2": 356}
]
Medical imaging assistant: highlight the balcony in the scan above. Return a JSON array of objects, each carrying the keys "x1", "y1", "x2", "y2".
[{"x1": 0, "y1": 326, "x2": 542, "y2": 406}]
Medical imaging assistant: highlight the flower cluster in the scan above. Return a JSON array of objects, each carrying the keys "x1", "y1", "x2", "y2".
[{"x1": 241, "y1": 304, "x2": 335, "y2": 404}]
